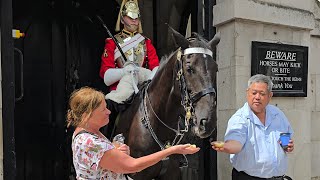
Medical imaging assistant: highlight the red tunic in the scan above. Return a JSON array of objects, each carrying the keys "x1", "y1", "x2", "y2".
[{"x1": 99, "y1": 37, "x2": 159, "y2": 91}]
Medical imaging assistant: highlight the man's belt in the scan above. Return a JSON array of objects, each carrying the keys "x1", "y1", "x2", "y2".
[
  {"x1": 114, "y1": 33, "x2": 145, "y2": 60},
  {"x1": 232, "y1": 168, "x2": 292, "y2": 180}
]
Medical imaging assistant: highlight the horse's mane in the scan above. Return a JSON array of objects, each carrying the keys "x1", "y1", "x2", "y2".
[{"x1": 157, "y1": 50, "x2": 177, "y2": 72}]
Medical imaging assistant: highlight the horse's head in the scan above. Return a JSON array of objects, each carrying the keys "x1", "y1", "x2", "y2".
[{"x1": 170, "y1": 28, "x2": 220, "y2": 138}]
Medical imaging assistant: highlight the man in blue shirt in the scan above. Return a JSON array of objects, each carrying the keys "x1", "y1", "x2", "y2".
[{"x1": 212, "y1": 74, "x2": 294, "y2": 180}]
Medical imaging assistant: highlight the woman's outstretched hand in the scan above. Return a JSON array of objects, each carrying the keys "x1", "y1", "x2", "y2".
[{"x1": 171, "y1": 144, "x2": 200, "y2": 155}]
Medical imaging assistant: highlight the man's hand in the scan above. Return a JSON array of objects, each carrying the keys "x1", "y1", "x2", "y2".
[
  {"x1": 211, "y1": 141, "x2": 225, "y2": 152},
  {"x1": 285, "y1": 139, "x2": 294, "y2": 153},
  {"x1": 211, "y1": 140, "x2": 243, "y2": 154}
]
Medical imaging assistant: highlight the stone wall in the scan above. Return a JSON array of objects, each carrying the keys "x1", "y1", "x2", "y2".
[{"x1": 213, "y1": 0, "x2": 320, "y2": 179}]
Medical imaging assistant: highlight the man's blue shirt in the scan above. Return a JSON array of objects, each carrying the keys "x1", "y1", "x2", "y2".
[{"x1": 225, "y1": 103, "x2": 294, "y2": 178}]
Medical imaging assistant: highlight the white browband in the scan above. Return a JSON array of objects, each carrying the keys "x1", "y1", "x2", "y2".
[{"x1": 183, "y1": 47, "x2": 212, "y2": 57}]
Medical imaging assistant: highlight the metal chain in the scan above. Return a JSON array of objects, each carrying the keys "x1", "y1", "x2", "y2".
[{"x1": 143, "y1": 87, "x2": 165, "y2": 150}]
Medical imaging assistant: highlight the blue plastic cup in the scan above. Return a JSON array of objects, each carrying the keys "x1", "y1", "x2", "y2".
[{"x1": 280, "y1": 133, "x2": 291, "y2": 149}]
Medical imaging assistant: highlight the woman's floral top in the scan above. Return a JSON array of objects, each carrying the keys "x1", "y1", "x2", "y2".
[{"x1": 72, "y1": 131, "x2": 126, "y2": 180}]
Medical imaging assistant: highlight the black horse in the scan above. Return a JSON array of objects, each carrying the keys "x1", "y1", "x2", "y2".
[{"x1": 116, "y1": 28, "x2": 220, "y2": 180}]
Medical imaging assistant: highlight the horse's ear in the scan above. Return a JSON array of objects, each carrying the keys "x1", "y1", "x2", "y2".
[
  {"x1": 208, "y1": 32, "x2": 220, "y2": 49},
  {"x1": 168, "y1": 26, "x2": 189, "y2": 49}
]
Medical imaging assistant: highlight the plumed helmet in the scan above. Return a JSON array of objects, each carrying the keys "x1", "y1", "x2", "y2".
[
  {"x1": 115, "y1": 0, "x2": 143, "y2": 33},
  {"x1": 122, "y1": 0, "x2": 140, "y2": 19}
]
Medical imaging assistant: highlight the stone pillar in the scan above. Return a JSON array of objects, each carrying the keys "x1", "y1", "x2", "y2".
[
  {"x1": 213, "y1": 0, "x2": 318, "y2": 179},
  {"x1": 310, "y1": 2, "x2": 320, "y2": 180}
]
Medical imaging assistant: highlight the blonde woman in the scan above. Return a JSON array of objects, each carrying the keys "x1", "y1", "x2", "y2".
[{"x1": 67, "y1": 87, "x2": 199, "y2": 180}]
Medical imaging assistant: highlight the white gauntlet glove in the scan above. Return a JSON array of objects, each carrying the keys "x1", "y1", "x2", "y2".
[
  {"x1": 103, "y1": 62, "x2": 140, "y2": 86},
  {"x1": 103, "y1": 68, "x2": 124, "y2": 86}
]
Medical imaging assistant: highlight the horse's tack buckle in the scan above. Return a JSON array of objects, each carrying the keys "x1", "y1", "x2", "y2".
[
  {"x1": 185, "y1": 107, "x2": 192, "y2": 121},
  {"x1": 140, "y1": 117, "x2": 148, "y2": 128},
  {"x1": 176, "y1": 69, "x2": 182, "y2": 80},
  {"x1": 164, "y1": 141, "x2": 172, "y2": 149},
  {"x1": 177, "y1": 49, "x2": 182, "y2": 61}
]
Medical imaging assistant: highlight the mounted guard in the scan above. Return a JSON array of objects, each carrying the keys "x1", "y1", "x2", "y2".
[{"x1": 99, "y1": 0, "x2": 160, "y2": 138}]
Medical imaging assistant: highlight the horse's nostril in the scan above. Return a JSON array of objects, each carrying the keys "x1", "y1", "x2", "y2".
[{"x1": 200, "y1": 119, "x2": 207, "y2": 126}]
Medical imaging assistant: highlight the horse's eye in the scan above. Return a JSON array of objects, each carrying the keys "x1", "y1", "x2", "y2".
[{"x1": 187, "y1": 66, "x2": 194, "y2": 74}]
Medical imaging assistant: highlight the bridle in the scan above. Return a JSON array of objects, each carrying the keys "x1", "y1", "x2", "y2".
[{"x1": 141, "y1": 47, "x2": 217, "y2": 150}]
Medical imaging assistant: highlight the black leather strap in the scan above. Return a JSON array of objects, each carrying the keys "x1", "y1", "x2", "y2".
[
  {"x1": 190, "y1": 87, "x2": 216, "y2": 103},
  {"x1": 232, "y1": 168, "x2": 288, "y2": 180}
]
